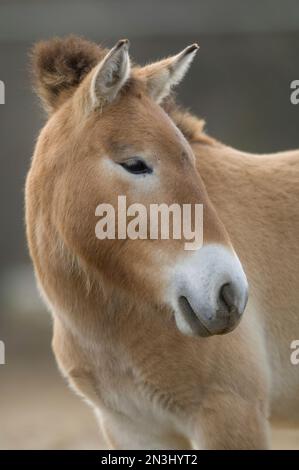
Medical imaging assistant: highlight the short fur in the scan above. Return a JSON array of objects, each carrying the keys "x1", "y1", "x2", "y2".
[{"x1": 26, "y1": 36, "x2": 299, "y2": 449}]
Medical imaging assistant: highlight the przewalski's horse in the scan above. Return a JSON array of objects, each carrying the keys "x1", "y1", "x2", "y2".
[{"x1": 26, "y1": 36, "x2": 298, "y2": 449}]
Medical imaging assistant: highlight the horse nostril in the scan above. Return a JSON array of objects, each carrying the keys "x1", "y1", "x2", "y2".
[{"x1": 219, "y1": 283, "x2": 237, "y2": 314}]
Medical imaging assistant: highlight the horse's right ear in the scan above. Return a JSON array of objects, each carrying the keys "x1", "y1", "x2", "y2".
[{"x1": 88, "y1": 39, "x2": 131, "y2": 110}]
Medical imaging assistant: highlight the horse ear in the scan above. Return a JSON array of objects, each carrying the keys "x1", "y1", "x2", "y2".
[
  {"x1": 138, "y1": 44, "x2": 199, "y2": 104},
  {"x1": 89, "y1": 39, "x2": 131, "y2": 109}
]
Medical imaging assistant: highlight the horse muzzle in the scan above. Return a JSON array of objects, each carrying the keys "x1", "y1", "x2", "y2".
[{"x1": 172, "y1": 244, "x2": 248, "y2": 337}]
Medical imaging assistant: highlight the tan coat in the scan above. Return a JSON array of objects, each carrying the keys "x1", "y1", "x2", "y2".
[{"x1": 25, "y1": 36, "x2": 299, "y2": 449}]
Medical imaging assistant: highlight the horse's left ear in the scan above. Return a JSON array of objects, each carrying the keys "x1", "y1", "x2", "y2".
[
  {"x1": 138, "y1": 44, "x2": 199, "y2": 104},
  {"x1": 89, "y1": 39, "x2": 131, "y2": 109}
]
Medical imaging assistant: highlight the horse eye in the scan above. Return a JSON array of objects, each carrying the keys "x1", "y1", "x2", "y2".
[{"x1": 119, "y1": 158, "x2": 153, "y2": 175}]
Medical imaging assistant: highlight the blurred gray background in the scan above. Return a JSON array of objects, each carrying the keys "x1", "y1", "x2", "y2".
[{"x1": 0, "y1": 0, "x2": 299, "y2": 449}]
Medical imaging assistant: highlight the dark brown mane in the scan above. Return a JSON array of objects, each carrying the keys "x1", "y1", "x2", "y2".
[{"x1": 30, "y1": 35, "x2": 107, "y2": 113}]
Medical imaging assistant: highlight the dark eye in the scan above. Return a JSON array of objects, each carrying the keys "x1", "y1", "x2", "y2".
[{"x1": 119, "y1": 158, "x2": 153, "y2": 175}]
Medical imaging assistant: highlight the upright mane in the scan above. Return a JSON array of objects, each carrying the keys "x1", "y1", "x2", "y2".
[{"x1": 30, "y1": 35, "x2": 106, "y2": 113}]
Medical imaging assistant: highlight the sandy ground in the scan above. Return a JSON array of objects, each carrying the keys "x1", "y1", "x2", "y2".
[
  {"x1": 1, "y1": 354, "x2": 299, "y2": 450},
  {"x1": 0, "y1": 358, "x2": 101, "y2": 450}
]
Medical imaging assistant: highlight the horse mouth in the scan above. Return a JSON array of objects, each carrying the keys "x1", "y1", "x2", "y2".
[{"x1": 178, "y1": 296, "x2": 212, "y2": 337}]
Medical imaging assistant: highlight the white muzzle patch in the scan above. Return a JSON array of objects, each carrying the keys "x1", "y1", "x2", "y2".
[{"x1": 170, "y1": 244, "x2": 248, "y2": 336}]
